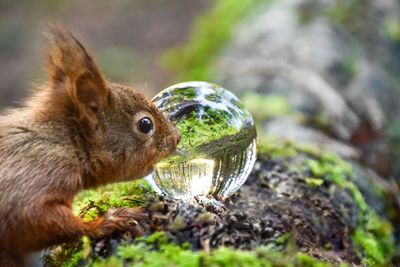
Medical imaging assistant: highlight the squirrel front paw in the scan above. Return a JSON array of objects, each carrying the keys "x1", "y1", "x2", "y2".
[{"x1": 86, "y1": 207, "x2": 148, "y2": 239}]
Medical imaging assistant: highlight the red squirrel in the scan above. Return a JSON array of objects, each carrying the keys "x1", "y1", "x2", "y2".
[{"x1": 0, "y1": 24, "x2": 181, "y2": 266}]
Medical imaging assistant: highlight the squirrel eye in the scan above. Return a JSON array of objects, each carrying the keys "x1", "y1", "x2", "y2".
[
  {"x1": 132, "y1": 111, "x2": 155, "y2": 140},
  {"x1": 137, "y1": 117, "x2": 153, "y2": 134}
]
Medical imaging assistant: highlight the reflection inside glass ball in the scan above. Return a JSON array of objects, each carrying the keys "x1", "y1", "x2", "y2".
[{"x1": 145, "y1": 81, "x2": 257, "y2": 200}]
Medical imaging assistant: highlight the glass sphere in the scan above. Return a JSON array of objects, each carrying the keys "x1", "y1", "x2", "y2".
[{"x1": 145, "y1": 81, "x2": 257, "y2": 200}]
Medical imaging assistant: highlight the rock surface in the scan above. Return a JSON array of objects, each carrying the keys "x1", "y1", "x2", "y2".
[
  {"x1": 215, "y1": 0, "x2": 400, "y2": 176},
  {"x1": 47, "y1": 147, "x2": 394, "y2": 265}
]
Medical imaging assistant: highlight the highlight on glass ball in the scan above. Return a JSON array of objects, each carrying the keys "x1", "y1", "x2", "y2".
[{"x1": 145, "y1": 81, "x2": 257, "y2": 200}]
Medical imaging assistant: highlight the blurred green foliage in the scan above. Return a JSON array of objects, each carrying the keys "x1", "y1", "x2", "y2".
[
  {"x1": 161, "y1": 0, "x2": 272, "y2": 82},
  {"x1": 326, "y1": 0, "x2": 365, "y2": 29},
  {"x1": 242, "y1": 93, "x2": 292, "y2": 122},
  {"x1": 385, "y1": 19, "x2": 400, "y2": 42}
]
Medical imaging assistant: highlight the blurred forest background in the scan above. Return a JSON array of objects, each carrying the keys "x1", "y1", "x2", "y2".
[{"x1": 0, "y1": 0, "x2": 213, "y2": 105}]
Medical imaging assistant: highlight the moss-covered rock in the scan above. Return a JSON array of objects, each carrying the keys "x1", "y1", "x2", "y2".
[{"x1": 45, "y1": 139, "x2": 395, "y2": 266}]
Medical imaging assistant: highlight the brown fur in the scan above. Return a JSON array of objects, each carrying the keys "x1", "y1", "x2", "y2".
[{"x1": 0, "y1": 24, "x2": 180, "y2": 266}]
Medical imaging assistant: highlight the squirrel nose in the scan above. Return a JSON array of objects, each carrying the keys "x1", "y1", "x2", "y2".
[{"x1": 167, "y1": 127, "x2": 181, "y2": 147}]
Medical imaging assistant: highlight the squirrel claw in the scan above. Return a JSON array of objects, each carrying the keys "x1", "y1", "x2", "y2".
[
  {"x1": 100, "y1": 207, "x2": 148, "y2": 233},
  {"x1": 86, "y1": 207, "x2": 148, "y2": 239},
  {"x1": 105, "y1": 207, "x2": 148, "y2": 220}
]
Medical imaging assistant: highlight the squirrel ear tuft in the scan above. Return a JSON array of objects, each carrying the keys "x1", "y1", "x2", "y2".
[{"x1": 44, "y1": 24, "x2": 108, "y2": 120}]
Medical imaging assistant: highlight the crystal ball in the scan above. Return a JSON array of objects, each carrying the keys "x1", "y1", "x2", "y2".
[{"x1": 145, "y1": 81, "x2": 257, "y2": 200}]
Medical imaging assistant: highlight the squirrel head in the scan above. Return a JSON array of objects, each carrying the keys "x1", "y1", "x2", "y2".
[{"x1": 40, "y1": 24, "x2": 181, "y2": 186}]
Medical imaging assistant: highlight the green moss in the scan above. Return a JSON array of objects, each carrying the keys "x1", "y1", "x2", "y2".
[
  {"x1": 44, "y1": 181, "x2": 150, "y2": 265},
  {"x1": 136, "y1": 231, "x2": 169, "y2": 245},
  {"x1": 72, "y1": 180, "x2": 148, "y2": 220},
  {"x1": 175, "y1": 110, "x2": 240, "y2": 153},
  {"x1": 299, "y1": 177, "x2": 325, "y2": 187},
  {"x1": 161, "y1": 0, "x2": 271, "y2": 82},
  {"x1": 169, "y1": 215, "x2": 185, "y2": 231},
  {"x1": 81, "y1": 235, "x2": 92, "y2": 259},
  {"x1": 310, "y1": 113, "x2": 330, "y2": 129},
  {"x1": 385, "y1": 19, "x2": 400, "y2": 41},
  {"x1": 297, "y1": 3, "x2": 322, "y2": 25},
  {"x1": 353, "y1": 228, "x2": 386, "y2": 265},
  {"x1": 195, "y1": 211, "x2": 214, "y2": 224},
  {"x1": 44, "y1": 245, "x2": 83, "y2": 267},
  {"x1": 326, "y1": 0, "x2": 363, "y2": 29},
  {"x1": 343, "y1": 54, "x2": 357, "y2": 80},
  {"x1": 92, "y1": 256, "x2": 122, "y2": 267},
  {"x1": 62, "y1": 250, "x2": 83, "y2": 267},
  {"x1": 258, "y1": 133, "x2": 354, "y2": 161},
  {"x1": 242, "y1": 93, "x2": 292, "y2": 122},
  {"x1": 57, "y1": 232, "x2": 338, "y2": 266},
  {"x1": 56, "y1": 137, "x2": 394, "y2": 265},
  {"x1": 102, "y1": 233, "x2": 201, "y2": 267},
  {"x1": 258, "y1": 137, "x2": 395, "y2": 264},
  {"x1": 159, "y1": 83, "x2": 254, "y2": 155},
  {"x1": 297, "y1": 9, "x2": 315, "y2": 25},
  {"x1": 206, "y1": 247, "x2": 264, "y2": 267},
  {"x1": 43, "y1": 237, "x2": 84, "y2": 266},
  {"x1": 169, "y1": 87, "x2": 198, "y2": 100},
  {"x1": 271, "y1": 232, "x2": 291, "y2": 246},
  {"x1": 306, "y1": 154, "x2": 363, "y2": 213},
  {"x1": 147, "y1": 199, "x2": 165, "y2": 212},
  {"x1": 305, "y1": 153, "x2": 394, "y2": 265},
  {"x1": 257, "y1": 136, "x2": 298, "y2": 158},
  {"x1": 87, "y1": 232, "x2": 336, "y2": 267},
  {"x1": 295, "y1": 253, "x2": 332, "y2": 267}
]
